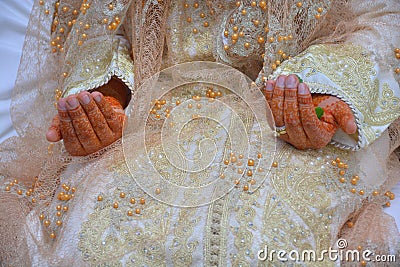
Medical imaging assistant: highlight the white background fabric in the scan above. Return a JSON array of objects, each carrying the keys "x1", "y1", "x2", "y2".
[{"x1": 0, "y1": 0, "x2": 399, "y2": 231}]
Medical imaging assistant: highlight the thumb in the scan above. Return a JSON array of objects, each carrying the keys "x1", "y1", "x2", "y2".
[
  {"x1": 332, "y1": 101, "x2": 357, "y2": 134},
  {"x1": 46, "y1": 115, "x2": 62, "y2": 142}
]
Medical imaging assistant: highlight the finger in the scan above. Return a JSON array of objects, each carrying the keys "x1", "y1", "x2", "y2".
[
  {"x1": 271, "y1": 75, "x2": 286, "y2": 127},
  {"x1": 332, "y1": 101, "x2": 357, "y2": 134},
  {"x1": 283, "y1": 75, "x2": 308, "y2": 148},
  {"x1": 264, "y1": 80, "x2": 275, "y2": 103},
  {"x1": 92, "y1": 92, "x2": 125, "y2": 137},
  {"x1": 66, "y1": 95, "x2": 102, "y2": 154},
  {"x1": 46, "y1": 115, "x2": 62, "y2": 142},
  {"x1": 77, "y1": 91, "x2": 114, "y2": 146},
  {"x1": 298, "y1": 83, "x2": 335, "y2": 148},
  {"x1": 57, "y1": 98, "x2": 86, "y2": 156}
]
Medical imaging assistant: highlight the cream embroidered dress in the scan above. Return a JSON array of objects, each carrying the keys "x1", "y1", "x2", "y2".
[{"x1": 1, "y1": 0, "x2": 400, "y2": 266}]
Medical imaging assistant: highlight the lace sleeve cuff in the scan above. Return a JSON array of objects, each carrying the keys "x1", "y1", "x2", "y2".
[
  {"x1": 61, "y1": 36, "x2": 134, "y2": 98},
  {"x1": 271, "y1": 43, "x2": 400, "y2": 150}
]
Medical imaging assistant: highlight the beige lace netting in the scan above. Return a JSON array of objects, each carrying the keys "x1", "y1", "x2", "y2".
[{"x1": 1, "y1": 0, "x2": 399, "y2": 265}]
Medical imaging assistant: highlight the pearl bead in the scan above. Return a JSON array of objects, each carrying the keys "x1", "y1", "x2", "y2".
[
  {"x1": 63, "y1": 206, "x2": 68, "y2": 212},
  {"x1": 108, "y1": 4, "x2": 114, "y2": 10},
  {"x1": 350, "y1": 188, "x2": 356, "y2": 194},
  {"x1": 339, "y1": 170, "x2": 345, "y2": 176},
  {"x1": 396, "y1": 53, "x2": 400, "y2": 59},
  {"x1": 62, "y1": 6, "x2": 69, "y2": 12},
  {"x1": 50, "y1": 233, "x2": 56, "y2": 239},
  {"x1": 193, "y1": 28, "x2": 198, "y2": 34},
  {"x1": 359, "y1": 190, "x2": 364, "y2": 195},
  {"x1": 257, "y1": 36, "x2": 264, "y2": 44},
  {"x1": 17, "y1": 190, "x2": 22, "y2": 195},
  {"x1": 127, "y1": 210, "x2": 133, "y2": 216},
  {"x1": 339, "y1": 178, "x2": 345, "y2": 183},
  {"x1": 62, "y1": 72, "x2": 68, "y2": 77},
  {"x1": 73, "y1": 9, "x2": 78, "y2": 15},
  {"x1": 250, "y1": 179, "x2": 256, "y2": 185},
  {"x1": 315, "y1": 14, "x2": 322, "y2": 19},
  {"x1": 247, "y1": 170, "x2": 253, "y2": 176},
  {"x1": 56, "y1": 220, "x2": 62, "y2": 226},
  {"x1": 351, "y1": 178, "x2": 357, "y2": 185},
  {"x1": 203, "y1": 22, "x2": 209, "y2": 27},
  {"x1": 39, "y1": 0, "x2": 44, "y2": 5},
  {"x1": 268, "y1": 37, "x2": 274, "y2": 43},
  {"x1": 97, "y1": 195, "x2": 103, "y2": 201},
  {"x1": 347, "y1": 222, "x2": 354, "y2": 228},
  {"x1": 193, "y1": 3, "x2": 199, "y2": 8},
  {"x1": 56, "y1": 205, "x2": 62, "y2": 211},
  {"x1": 257, "y1": 153, "x2": 262, "y2": 159},
  {"x1": 140, "y1": 198, "x2": 145, "y2": 204},
  {"x1": 130, "y1": 198, "x2": 136, "y2": 204},
  {"x1": 238, "y1": 169, "x2": 244, "y2": 174},
  {"x1": 259, "y1": 1, "x2": 267, "y2": 9},
  {"x1": 233, "y1": 26, "x2": 238, "y2": 32},
  {"x1": 56, "y1": 211, "x2": 62, "y2": 217},
  {"x1": 361, "y1": 260, "x2": 366, "y2": 266},
  {"x1": 184, "y1": 3, "x2": 189, "y2": 8},
  {"x1": 248, "y1": 159, "x2": 255, "y2": 166},
  {"x1": 243, "y1": 185, "x2": 249, "y2": 191},
  {"x1": 45, "y1": 9, "x2": 50, "y2": 15},
  {"x1": 200, "y1": 13, "x2": 205, "y2": 18},
  {"x1": 39, "y1": 214, "x2": 45, "y2": 220},
  {"x1": 120, "y1": 192, "x2": 126, "y2": 198},
  {"x1": 296, "y1": 2, "x2": 303, "y2": 7},
  {"x1": 220, "y1": 174, "x2": 225, "y2": 179},
  {"x1": 272, "y1": 162, "x2": 278, "y2": 167},
  {"x1": 135, "y1": 208, "x2": 141, "y2": 214},
  {"x1": 44, "y1": 220, "x2": 50, "y2": 227},
  {"x1": 224, "y1": 159, "x2": 229, "y2": 165},
  {"x1": 224, "y1": 45, "x2": 229, "y2": 51},
  {"x1": 241, "y1": 9, "x2": 247, "y2": 15},
  {"x1": 186, "y1": 17, "x2": 192, "y2": 23},
  {"x1": 176, "y1": 100, "x2": 181, "y2": 105},
  {"x1": 317, "y1": 7, "x2": 323, "y2": 13},
  {"x1": 395, "y1": 68, "x2": 400, "y2": 74},
  {"x1": 239, "y1": 31, "x2": 244, "y2": 37},
  {"x1": 372, "y1": 190, "x2": 379, "y2": 196},
  {"x1": 231, "y1": 156, "x2": 237, "y2": 163},
  {"x1": 395, "y1": 48, "x2": 400, "y2": 53},
  {"x1": 386, "y1": 202, "x2": 391, "y2": 207},
  {"x1": 389, "y1": 193, "x2": 395, "y2": 200},
  {"x1": 236, "y1": 1, "x2": 241, "y2": 7},
  {"x1": 113, "y1": 202, "x2": 119, "y2": 209},
  {"x1": 224, "y1": 30, "x2": 229, "y2": 37},
  {"x1": 234, "y1": 179, "x2": 240, "y2": 185},
  {"x1": 244, "y1": 42, "x2": 250, "y2": 49},
  {"x1": 251, "y1": 1, "x2": 257, "y2": 7},
  {"x1": 253, "y1": 20, "x2": 259, "y2": 27},
  {"x1": 32, "y1": 198, "x2": 37, "y2": 203},
  {"x1": 155, "y1": 188, "x2": 161, "y2": 194}
]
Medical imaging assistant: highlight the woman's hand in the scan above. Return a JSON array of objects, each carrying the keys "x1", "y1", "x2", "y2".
[
  {"x1": 264, "y1": 74, "x2": 357, "y2": 149},
  {"x1": 46, "y1": 91, "x2": 126, "y2": 156}
]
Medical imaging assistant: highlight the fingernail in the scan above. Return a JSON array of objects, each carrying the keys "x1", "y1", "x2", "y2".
[
  {"x1": 298, "y1": 83, "x2": 309, "y2": 95},
  {"x1": 81, "y1": 94, "x2": 90, "y2": 105},
  {"x1": 58, "y1": 99, "x2": 67, "y2": 110},
  {"x1": 93, "y1": 94, "x2": 102, "y2": 102},
  {"x1": 276, "y1": 76, "x2": 285, "y2": 88},
  {"x1": 286, "y1": 75, "x2": 297, "y2": 88},
  {"x1": 266, "y1": 81, "x2": 274, "y2": 91},
  {"x1": 67, "y1": 97, "x2": 79, "y2": 108}
]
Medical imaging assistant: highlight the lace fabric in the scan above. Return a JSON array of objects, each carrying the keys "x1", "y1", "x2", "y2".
[{"x1": 1, "y1": 0, "x2": 400, "y2": 265}]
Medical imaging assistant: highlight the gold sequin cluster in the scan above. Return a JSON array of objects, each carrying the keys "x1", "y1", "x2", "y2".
[
  {"x1": 395, "y1": 48, "x2": 400, "y2": 74},
  {"x1": 96, "y1": 188, "x2": 161, "y2": 217},
  {"x1": 149, "y1": 87, "x2": 223, "y2": 120},
  {"x1": 331, "y1": 157, "x2": 395, "y2": 206},
  {"x1": 222, "y1": 151, "x2": 271, "y2": 192},
  {"x1": 39, "y1": 183, "x2": 76, "y2": 239}
]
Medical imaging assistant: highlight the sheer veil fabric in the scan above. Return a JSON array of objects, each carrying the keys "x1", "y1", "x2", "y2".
[{"x1": 1, "y1": 0, "x2": 400, "y2": 265}]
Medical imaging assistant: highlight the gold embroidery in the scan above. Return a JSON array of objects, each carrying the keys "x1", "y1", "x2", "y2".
[{"x1": 277, "y1": 43, "x2": 400, "y2": 146}]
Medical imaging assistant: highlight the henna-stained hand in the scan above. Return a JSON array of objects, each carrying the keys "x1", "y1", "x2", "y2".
[
  {"x1": 264, "y1": 74, "x2": 357, "y2": 149},
  {"x1": 46, "y1": 91, "x2": 126, "y2": 156}
]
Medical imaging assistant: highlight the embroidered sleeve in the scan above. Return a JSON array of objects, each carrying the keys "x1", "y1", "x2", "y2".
[
  {"x1": 272, "y1": 1, "x2": 400, "y2": 150},
  {"x1": 61, "y1": 36, "x2": 134, "y2": 98}
]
